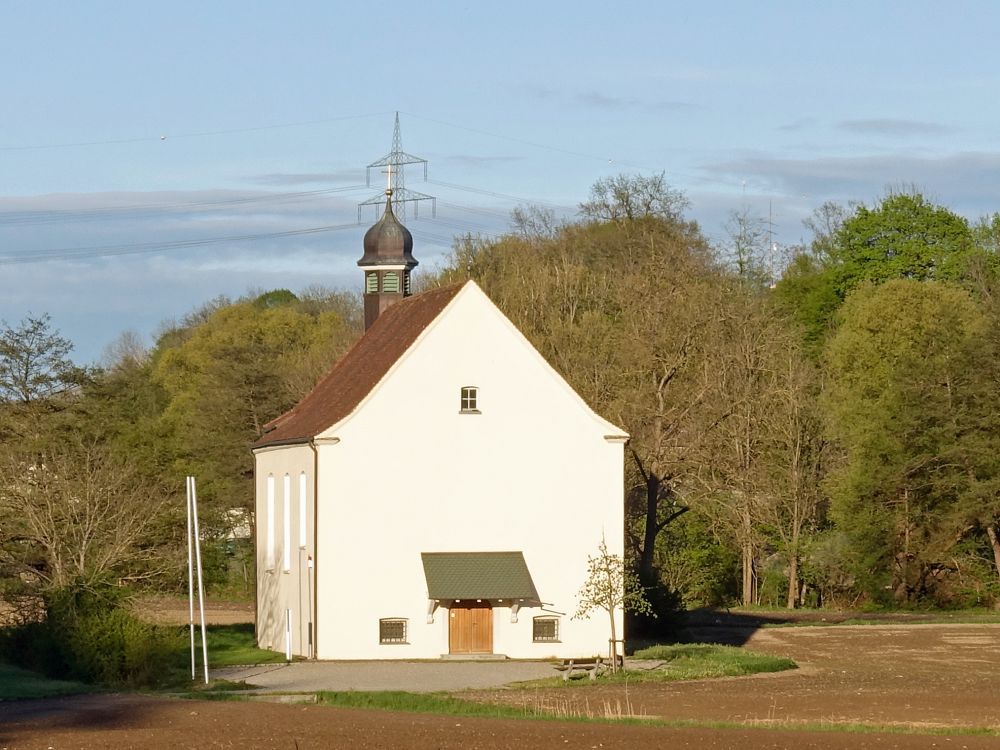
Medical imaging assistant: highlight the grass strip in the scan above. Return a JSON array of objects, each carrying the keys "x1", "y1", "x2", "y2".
[
  {"x1": 626, "y1": 642, "x2": 796, "y2": 680},
  {"x1": 0, "y1": 663, "x2": 93, "y2": 700},
  {"x1": 311, "y1": 690, "x2": 1000, "y2": 737},
  {"x1": 315, "y1": 690, "x2": 656, "y2": 725},
  {"x1": 512, "y1": 643, "x2": 796, "y2": 688},
  {"x1": 199, "y1": 623, "x2": 288, "y2": 667}
]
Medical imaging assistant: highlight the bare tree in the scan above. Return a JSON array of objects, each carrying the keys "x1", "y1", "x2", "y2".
[
  {"x1": 0, "y1": 314, "x2": 79, "y2": 404},
  {"x1": 723, "y1": 206, "x2": 769, "y2": 285},
  {"x1": 802, "y1": 200, "x2": 851, "y2": 262},
  {"x1": 100, "y1": 330, "x2": 149, "y2": 371},
  {"x1": 0, "y1": 441, "x2": 172, "y2": 592},
  {"x1": 579, "y1": 172, "x2": 690, "y2": 225},
  {"x1": 694, "y1": 292, "x2": 786, "y2": 606},
  {"x1": 510, "y1": 204, "x2": 560, "y2": 240},
  {"x1": 755, "y1": 344, "x2": 827, "y2": 607}
]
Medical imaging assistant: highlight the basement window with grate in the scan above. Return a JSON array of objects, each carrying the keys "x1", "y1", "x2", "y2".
[
  {"x1": 532, "y1": 616, "x2": 560, "y2": 642},
  {"x1": 379, "y1": 618, "x2": 408, "y2": 644}
]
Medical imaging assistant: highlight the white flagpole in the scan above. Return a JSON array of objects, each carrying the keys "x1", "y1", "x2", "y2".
[
  {"x1": 190, "y1": 477, "x2": 210, "y2": 684},
  {"x1": 186, "y1": 476, "x2": 196, "y2": 680}
]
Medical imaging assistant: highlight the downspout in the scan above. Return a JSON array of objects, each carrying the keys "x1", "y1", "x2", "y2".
[{"x1": 308, "y1": 438, "x2": 319, "y2": 659}]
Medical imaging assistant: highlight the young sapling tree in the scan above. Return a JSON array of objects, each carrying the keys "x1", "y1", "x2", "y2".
[{"x1": 574, "y1": 538, "x2": 653, "y2": 672}]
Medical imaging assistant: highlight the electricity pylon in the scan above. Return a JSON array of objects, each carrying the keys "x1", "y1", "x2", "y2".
[{"x1": 359, "y1": 112, "x2": 436, "y2": 222}]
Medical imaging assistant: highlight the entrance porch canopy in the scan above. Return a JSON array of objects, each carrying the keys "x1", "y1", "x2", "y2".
[{"x1": 421, "y1": 551, "x2": 540, "y2": 604}]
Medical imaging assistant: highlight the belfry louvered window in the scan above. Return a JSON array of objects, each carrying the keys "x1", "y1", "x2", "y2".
[
  {"x1": 383, "y1": 272, "x2": 399, "y2": 293},
  {"x1": 366, "y1": 272, "x2": 378, "y2": 293},
  {"x1": 403, "y1": 271, "x2": 412, "y2": 295}
]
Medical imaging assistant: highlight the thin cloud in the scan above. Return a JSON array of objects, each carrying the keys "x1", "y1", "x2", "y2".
[
  {"x1": 777, "y1": 118, "x2": 817, "y2": 132},
  {"x1": 837, "y1": 118, "x2": 955, "y2": 137},
  {"x1": 577, "y1": 91, "x2": 637, "y2": 109},
  {"x1": 575, "y1": 91, "x2": 692, "y2": 112},
  {"x1": 250, "y1": 170, "x2": 366, "y2": 186},
  {"x1": 443, "y1": 154, "x2": 524, "y2": 167},
  {"x1": 703, "y1": 151, "x2": 1000, "y2": 213},
  {"x1": 523, "y1": 84, "x2": 558, "y2": 99},
  {"x1": 0, "y1": 189, "x2": 361, "y2": 230}
]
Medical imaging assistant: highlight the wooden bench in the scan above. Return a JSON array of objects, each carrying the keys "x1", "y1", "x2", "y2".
[{"x1": 553, "y1": 656, "x2": 609, "y2": 681}]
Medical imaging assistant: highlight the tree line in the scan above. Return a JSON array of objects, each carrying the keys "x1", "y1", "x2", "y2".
[{"x1": 3, "y1": 175, "x2": 1000, "y2": 621}]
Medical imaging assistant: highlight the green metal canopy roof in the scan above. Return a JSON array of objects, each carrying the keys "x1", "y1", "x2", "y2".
[{"x1": 421, "y1": 552, "x2": 539, "y2": 601}]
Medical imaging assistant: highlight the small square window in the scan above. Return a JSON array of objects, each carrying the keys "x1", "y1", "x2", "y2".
[
  {"x1": 533, "y1": 617, "x2": 559, "y2": 642},
  {"x1": 460, "y1": 386, "x2": 479, "y2": 413},
  {"x1": 379, "y1": 618, "x2": 407, "y2": 644}
]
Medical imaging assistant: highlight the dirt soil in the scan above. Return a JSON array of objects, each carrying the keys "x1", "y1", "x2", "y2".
[
  {"x1": 470, "y1": 623, "x2": 1000, "y2": 731},
  {"x1": 3, "y1": 623, "x2": 1000, "y2": 749},
  {"x1": 135, "y1": 596, "x2": 254, "y2": 626}
]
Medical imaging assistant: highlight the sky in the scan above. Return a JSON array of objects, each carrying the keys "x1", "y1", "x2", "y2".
[{"x1": 3, "y1": 0, "x2": 999, "y2": 364}]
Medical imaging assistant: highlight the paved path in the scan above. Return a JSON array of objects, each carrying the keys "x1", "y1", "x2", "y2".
[{"x1": 214, "y1": 660, "x2": 556, "y2": 693}]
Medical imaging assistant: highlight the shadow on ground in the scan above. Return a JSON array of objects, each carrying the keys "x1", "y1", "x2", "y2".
[
  {"x1": 0, "y1": 695, "x2": 159, "y2": 746},
  {"x1": 631, "y1": 607, "x2": 984, "y2": 649}
]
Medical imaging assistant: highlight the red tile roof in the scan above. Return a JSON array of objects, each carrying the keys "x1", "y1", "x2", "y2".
[{"x1": 255, "y1": 283, "x2": 465, "y2": 448}]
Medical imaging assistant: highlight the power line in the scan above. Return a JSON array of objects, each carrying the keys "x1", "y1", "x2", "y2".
[
  {"x1": 0, "y1": 200, "x2": 510, "y2": 266},
  {"x1": 0, "y1": 112, "x2": 391, "y2": 152},
  {"x1": 437, "y1": 201, "x2": 513, "y2": 220},
  {"x1": 0, "y1": 223, "x2": 361, "y2": 266},
  {"x1": 0, "y1": 185, "x2": 369, "y2": 226},
  {"x1": 427, "y1": 179, "x2": 568, "y2": 209}
]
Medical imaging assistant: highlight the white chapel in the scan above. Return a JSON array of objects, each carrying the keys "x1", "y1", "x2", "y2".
[{"x1": 253, "y1": 190, "x2": 627, "y2": 659}]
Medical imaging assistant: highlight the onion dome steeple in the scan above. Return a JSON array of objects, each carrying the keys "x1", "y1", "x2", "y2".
[{"x1": 358, "y1": 187, "x2": 418, "y2": 330}]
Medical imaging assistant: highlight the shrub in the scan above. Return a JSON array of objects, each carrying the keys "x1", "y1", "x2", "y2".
[{"x1": 0, "y1": 583, "x2": 185, "y2": 688}]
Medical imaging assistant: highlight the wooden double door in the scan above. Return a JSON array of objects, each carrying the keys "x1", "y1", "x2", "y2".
[{"x1": 448, "y1": 600, "x2": 493, "y2": 654}]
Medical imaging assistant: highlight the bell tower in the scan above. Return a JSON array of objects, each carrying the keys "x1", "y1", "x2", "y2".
[{"x1": 358, "y1": 183, "x2": 418, "y2": 330}]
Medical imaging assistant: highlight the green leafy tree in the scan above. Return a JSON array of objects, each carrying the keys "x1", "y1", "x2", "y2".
[
  {"x1": 152, "y1": 293, "x2": 358, "y2": 537},
  {"x1": 829, "y1": 192, "x2": 974, "y2": 295},
  {"x1": 824, "y1": 279, "x2": 997, "y2": 603},
  {"x1": 655, "y1": 510, "x2": 738, "y2": 607},
  {"x1": 776, "y1": 193, "x2": 978, "y2": 357},
  {"x1": 772, "y1": 252, "x2": 841, "y2": 357}
]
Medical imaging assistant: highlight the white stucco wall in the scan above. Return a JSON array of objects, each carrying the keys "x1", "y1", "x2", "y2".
[{"x1": 303, "y1": 283, "x2": 627, "y2": 660}]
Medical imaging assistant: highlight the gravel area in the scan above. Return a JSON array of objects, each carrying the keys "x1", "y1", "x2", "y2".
[{"x1": 213, "y1": 659, "x2": 557, "y2": 692}]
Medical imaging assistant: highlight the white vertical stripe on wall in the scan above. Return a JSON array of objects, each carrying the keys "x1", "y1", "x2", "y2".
[
  {"x1": 298, "y1": 472, "x2": 307, "y2": 548},
  {"x1": 282, "y1": 474, "x2": 291, "y2": 572},
  {"x1": 266, "y1": 475, "x2": 275, "y2": 569}
]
